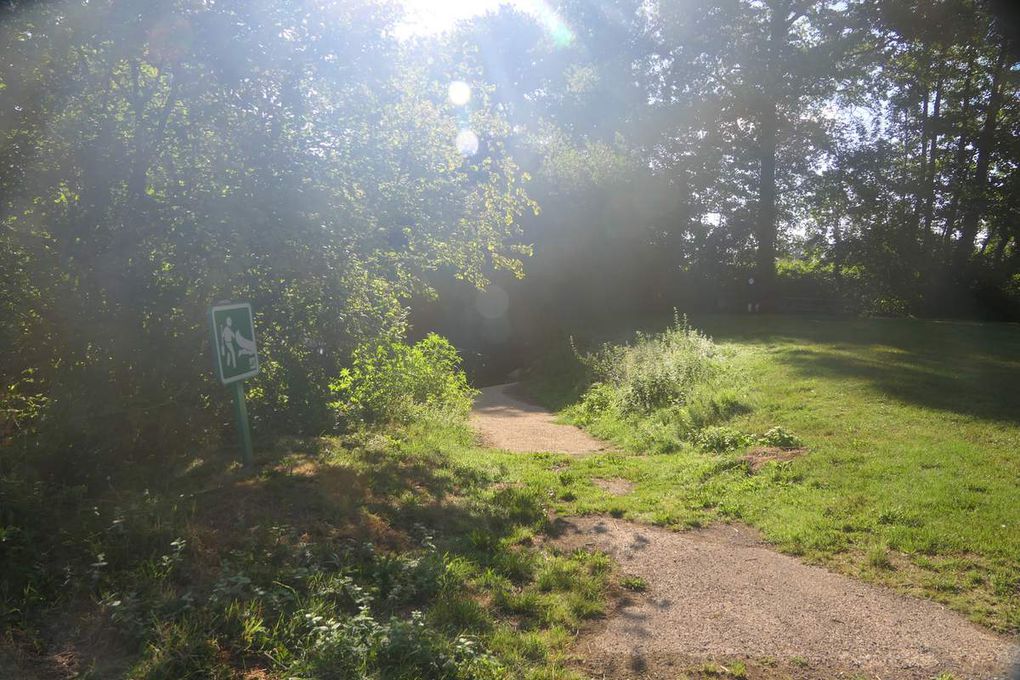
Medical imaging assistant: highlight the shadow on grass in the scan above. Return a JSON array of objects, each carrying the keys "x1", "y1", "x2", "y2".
[
  {"x1": 194, "y1": 438, "x2": 511, "y2": 556},
  {"x1": 700, "y1": 315, "x2": 1020, "y2": 425},
  {"x1": 6, "y1": 410, "x2": 612, "y2": 680}
]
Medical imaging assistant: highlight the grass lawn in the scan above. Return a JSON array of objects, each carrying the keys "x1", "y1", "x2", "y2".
[{"x1": 494, "y1": 314, "x2": 1020, "y2": 633}]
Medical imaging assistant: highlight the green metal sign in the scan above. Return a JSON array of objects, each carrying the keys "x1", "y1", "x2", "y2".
[
  {"x1": 210, "y1": 303, "x2": 259, "y2": 385},
  {"x1": 210, "y1": 302, "x2": 258, "y2": 469}
]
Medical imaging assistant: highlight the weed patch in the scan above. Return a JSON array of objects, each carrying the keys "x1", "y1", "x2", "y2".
[
  {"x1": 530, "y1": 315, "x2": 808, "y2": 459},
  {"x1": 2, "y1": 421, "x2": 610, "y2": 678}
]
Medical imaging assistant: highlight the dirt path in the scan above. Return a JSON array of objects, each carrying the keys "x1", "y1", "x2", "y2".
[
  {"x1": 554, "y1": 516, "x2": 1019, "y2": 679},
  {"x1": 472, "y1": 383, "x2": 1018, "y2": 677},
  {"x1": 470, "y1": 382, "x2": 607, "y2": 454}
]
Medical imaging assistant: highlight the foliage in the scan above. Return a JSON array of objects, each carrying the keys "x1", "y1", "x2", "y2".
[
  {"x1": 425, "y1": 0, "x2": 1020, "y2": 375},
  {"x1": 0, "y1": 370, "x2": 49, "y2": 445},
  {"x1": 541, "y1": 315, "x2": 752, "y2": 454},
  {"x1": 695, "y1": 427, "x2": 753, "y2": 454},
  {"x1": 620, "y1": 575, "x2": 648, "y2": 592},
  {"x1": 568, "y1": 383, "x2": 618, "y2": 427},
  {"x1": 330, "y1": 334, "x2": 477, "y2": 429},
  {"x1": 573, "y1": 314, "x2": 718, "y2": 414},
  {"x1": 0, "y1": 0, "x2": 534, "y2": 465},
  {"x1": 2, "y1": 0, "x2": 1018, "y2": 675},
  {"x1": 758, "y1": 426, "x2": 803, "y2": 449},
  {"x1": 694, "y1": 424, "x2": 801, "y2": 453}
]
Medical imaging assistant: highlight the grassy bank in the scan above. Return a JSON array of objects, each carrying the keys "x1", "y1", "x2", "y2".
[
  {"x1": 516, "y1": 315, "x2": 1020, "y2": 632},
  {"x1": 2, "y1": 423, "x2": 614, "y2": 679}
]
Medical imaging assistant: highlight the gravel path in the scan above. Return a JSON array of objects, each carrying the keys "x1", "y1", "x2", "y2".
[
  {"x1": 470, "y1": 382, "x2": 607, "y2": 454},
  {"x1": 554, "y1": 516, "x2": 1020, "y2": 679}
]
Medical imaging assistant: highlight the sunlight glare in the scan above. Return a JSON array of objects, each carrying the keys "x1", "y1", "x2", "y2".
[
  {"x1": 521, "y1": 0, "x2": 574, "y2": 47},
  {"x1": 475, "y1": 284, "x2": 509, "y2": 319},
  {"x1": 397, "y1": 0, "x2": 574, "y2": 48},
  {"x1": 456, "y1": 129, "x2": 480, "y2": 156},
  {"x1": 448, "y1": 80, "x2": 472, "y2": 106}
]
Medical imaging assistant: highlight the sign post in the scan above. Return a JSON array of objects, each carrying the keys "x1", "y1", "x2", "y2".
[
  {"x1": 231, "y1": 381, "x2": 254, "y2": 468},
  {"x1": 210, "y1": 303, "x2": 259, "y2": 468}
]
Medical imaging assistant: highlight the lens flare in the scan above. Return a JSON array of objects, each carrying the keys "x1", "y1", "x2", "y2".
[
  {"x1": 475, "y1": 284, "x2": 509, "y2": 320},
  {"x1": 456, "y1": 129, "x2": 479, "y2": 156},
  {"x1": 521, "y1": 0, "x2": 574, "y2": 47},
  {"x1": 448, "y1": 80, "x2": 471, "y2": 106}
]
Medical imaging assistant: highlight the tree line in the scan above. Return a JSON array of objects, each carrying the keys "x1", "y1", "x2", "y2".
[{"x1": 418, "y1": 0, "x2": 1020, "y2": 370}]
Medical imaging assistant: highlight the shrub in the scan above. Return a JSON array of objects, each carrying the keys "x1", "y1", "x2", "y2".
[
  {"x1": 569, "y1": 382, "x2": 618, "y2": 425},
  {"x1": 555, "y1": 316, "x2": 760, "y2": 454},
  {"x1": 570, "y1": 336, "x2": 625, "y2": 386},
  {"x1": 574, "y1": 313, "x2": 717, "y2": 414},
  {"x1": 329, "y1": 334, "x2": 476, "y2": 428}
]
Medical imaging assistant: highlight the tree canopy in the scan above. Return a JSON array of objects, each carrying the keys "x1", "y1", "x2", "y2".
[
  {"x1": 415, "y1": 0, "x2": 1019, "y2": 370},
  {"x1": 1, "y1": 0, "x2": 534, "y2": 457}
]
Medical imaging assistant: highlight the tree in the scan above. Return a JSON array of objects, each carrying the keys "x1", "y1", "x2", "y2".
[
  {"x1": 955, "y1": 41, "x2": 1013, "y2": 270},
  {"x1": 636, "y1": 0, "x2": 863, "y2": 307},
  {"x1": 803, "y1": 0, "x2": 1020, "y2": 313},
  {"x1": 0, "y1": 0, "x2": 534, "y2": 465}
]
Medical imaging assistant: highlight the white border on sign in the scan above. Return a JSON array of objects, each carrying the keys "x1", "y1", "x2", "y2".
[{"x1": 210, "y1": 302, "x2": 259, "y2": 385}]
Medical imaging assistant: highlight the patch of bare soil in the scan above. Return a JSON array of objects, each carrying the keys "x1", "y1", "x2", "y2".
[
  {"x1": 744, "y1": 445, "x2": 806, "y2": 472},
  {"x1": 470, "y1": 383, "x2": 607, "y2": 454},
  {"x1": 0, "y1": 609, "x2": 135, "y2": 680},
  {"x1": 593, "y1": 477, "x2": 635, "y2": 495},
  {"x1": 552, "y1": 516, "x2": 1019, "y2": 680},
  {"x1": 0, "y1": 641, "x2": 59, "y2": 680}
]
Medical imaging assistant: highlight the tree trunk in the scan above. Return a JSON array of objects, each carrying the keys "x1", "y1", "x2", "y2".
[
  {"x1": 941, "y1": 51, "x2": 976, "y2": 253},
  {"x1": 754, "y1": 1, "x2": 786, "y2": 310},
  {"x1": 954, "y1": 45, "x2": 1009, "y2": 272},
  {"x1": 922, "y1": 74, "x2": 942, "y2": 235},
  {"x1": 756, "y1": 105, "x2": 778, "y2": 308},
  {"x1": 991, "y1": 227, "x2": 1010, "y2": 265}
]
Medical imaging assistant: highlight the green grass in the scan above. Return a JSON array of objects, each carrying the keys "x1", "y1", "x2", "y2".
[
  {"x1": 619, "y1": 575, "x2": 648, "y2": 592},
  {"x1": 2, "y1": 424, "x2": 614, "y2": 679},
  {"x1": 510, "y1": 314, "x2": 1020, "y2": 632},
  {"x1": 4, "y1": 314, "x2": 1018, "y2": 678}
]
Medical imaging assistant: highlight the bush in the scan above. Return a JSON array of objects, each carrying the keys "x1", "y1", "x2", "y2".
[
  {"x1": 575, "y1": 313, "x2": 717, "y2": 413},
  {"x1": 329, "y1": 334, "x2": 477, "y2": 429},
  {"x1": 554, "y1": 315, "x2": 760, "y2": 454},
  {"x1": 569, "y1": 382, "x2": 619, "y2": 425},
  {"x1": 775, "y1": 257, "x2": 865, "y2": 314},
  {"x1": 548, "y1": 317, "x2": 805, "y2": 458}
]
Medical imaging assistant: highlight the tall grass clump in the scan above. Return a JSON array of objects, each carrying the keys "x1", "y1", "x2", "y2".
[
  {"x1": 559, "y1": 314, "x2": 749, "y2": 453},
  {"x1": 575, "y1": 312, "x2": 717, "y2": 414}
]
